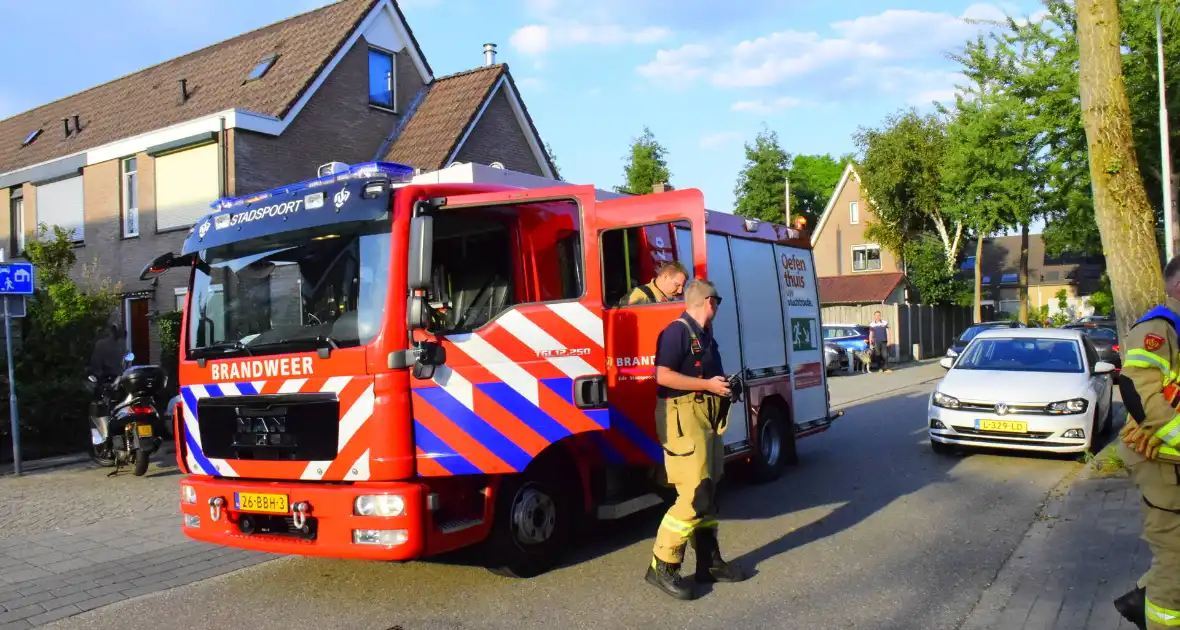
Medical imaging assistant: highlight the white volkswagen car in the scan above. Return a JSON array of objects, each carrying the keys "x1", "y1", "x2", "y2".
[{"x1": 929, "y1": 328, "x2": 1116, "y2": 455}]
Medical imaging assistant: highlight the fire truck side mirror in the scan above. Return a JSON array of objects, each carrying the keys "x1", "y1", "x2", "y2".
[
  {"x1": 407, "y1": 296, "x2": 431, "y2": 330},
  {"x1": 407, "y1": 215, "x2": 434, "y2": 291}
]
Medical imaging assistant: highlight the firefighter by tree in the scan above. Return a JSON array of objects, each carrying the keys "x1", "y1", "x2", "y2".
[
  {"x1": 626, "y1": 261, "x2": 688, "y2": 305},
  {"x1": 645, "y1": 279, "x2": 747, "y2": 600},
  {"x1": 1115, "y1": 255, "x2": 1180, "y2": 630}
]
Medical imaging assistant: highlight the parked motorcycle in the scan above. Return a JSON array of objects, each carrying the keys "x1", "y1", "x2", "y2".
[{"x1": 86, "y1": 352, "x2": 167, "y2": 476}]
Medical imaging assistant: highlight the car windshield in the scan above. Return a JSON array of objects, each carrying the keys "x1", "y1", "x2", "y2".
[
  {"x1": 955, "y1": 337, "x2": 1085, "y2": 373},
  {"x1": 956, "y1": 325, "x2": 994, "y2": 344},
  {"x1": 186, "y1": 219, "x2": 392, "y2": 359},
  {"x1": 1080, "y1": 327, "x2": 1117, "y2": 341}
]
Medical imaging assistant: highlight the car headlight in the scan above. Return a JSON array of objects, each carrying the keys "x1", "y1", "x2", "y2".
[
  {"x1": 933, "y1": 391, "x2": 961, "y2": 409},
  {"x1": 354, "y1": 494, "x2": 406, "y2": 517},
  {"x1": 1047, "y1": 398, "x2": 1088, "y2": 415}
]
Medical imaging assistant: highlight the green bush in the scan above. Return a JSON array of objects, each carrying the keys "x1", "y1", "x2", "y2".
[
  {"x1": 155, "y1": 309, "x2": 182, "y2": 402},
  {"x1": 0, "y1": 224, "x2": 118, "y2": 461}
]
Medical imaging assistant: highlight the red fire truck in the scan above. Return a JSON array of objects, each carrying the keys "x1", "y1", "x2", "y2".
[{"x1": 142, "y1": 160, "x2": 839, "y2": 577}]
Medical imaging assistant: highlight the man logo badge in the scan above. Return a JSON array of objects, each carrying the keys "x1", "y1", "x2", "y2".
[
  {"x1": 333, "y1": 187, "x2": 350, "y2": 209},
  {"x1": 198, "y1": 221, "x2": 211, "y2": 238}
]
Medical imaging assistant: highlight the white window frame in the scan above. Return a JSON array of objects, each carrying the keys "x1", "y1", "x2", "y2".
[
  {"x1": 852, "y1": 244, "x2": 882, "y2": 273},
  {"x1": 173, "y1": 287, "x2": 187, "y2": 311},
  {"x1": 122, "y1": 157, "x2": 138, "y2": 238},
  {"x1": 849, "y1": 200, "x2": 859, "y2": 225},
  {"x1": 9, "y1": 193, "x2": 24, "y2": 256}
]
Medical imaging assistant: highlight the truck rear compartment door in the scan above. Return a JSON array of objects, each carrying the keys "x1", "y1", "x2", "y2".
[
  {"x1": 405, "y1": 186, "x2": 611, "y2": 477},
  {"x1": 774, "y1": 245, "x2": 829, "y2": 426}
]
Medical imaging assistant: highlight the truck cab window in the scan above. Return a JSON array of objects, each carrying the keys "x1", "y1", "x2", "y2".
[
  {"x1": 601, "y1": 220, "x2": 692, "y2": 307},
  {"x1": 425, "y1": 199, "x2": 583, "y2": 334}
]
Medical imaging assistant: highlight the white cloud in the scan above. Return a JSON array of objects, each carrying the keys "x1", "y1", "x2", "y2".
[
  {"x1": 635, "y1": 3, "x2": 1017, "y2": 104},
  {"x1": 509, "y1": 22, "x2": 671, "y2": 56},
  {"x1": 699, "y1": 131, "x2": 743, "y2": 148},
  {"x1": 731, "y1": 97, "x2": 804, "y2": 114}
]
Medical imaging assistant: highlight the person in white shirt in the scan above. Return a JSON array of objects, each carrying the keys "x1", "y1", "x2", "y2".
[{"x1": 868, "y1": 311, "x2": 892, "y2": 373}]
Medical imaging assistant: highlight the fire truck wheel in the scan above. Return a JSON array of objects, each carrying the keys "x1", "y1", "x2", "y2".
[
  {"x1": 750, "y1": 402, "x2": 795, "y2": 483},
  {"x1": 485, "y1": 459, "x2": 576, "y2": 579}
]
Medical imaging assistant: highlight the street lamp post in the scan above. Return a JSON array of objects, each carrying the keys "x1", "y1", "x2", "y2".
[{"x1": 1159, "y1": 4, "x2": 1175, "y2": 261}]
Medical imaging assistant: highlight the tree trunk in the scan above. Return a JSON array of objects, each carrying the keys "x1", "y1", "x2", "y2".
[
  {"x1": 1078, "y1": 0, "x2": 1166, "y2": 343},
  {"x1": 1018, "y1": 223, "x2": 1030, "y2": 325},
  {"x1": 974, "y1": 232, "x2": 984, "y2": 323}
]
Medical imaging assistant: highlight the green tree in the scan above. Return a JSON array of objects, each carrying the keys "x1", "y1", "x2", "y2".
[
  {"x1": 1089, "y1": 273, "x2": 1114, "y2": 315},
  {"x1": 615, "y1": 126, "x2": 671, "y2": 195},
  {"x1": 854, "y1": 108, "x2": 964, "y2": 272},
  {"x1": 545, "y1": 141, "x2": 562, "y2": 181},
  {"x1": 733, "y1": 127, "x2": 791, "y2": 223},
  {"x1": 902, "y1": 234, "x2": 972, "y2": 307},
  {"x1": 1, "y1": 224, "x2": 119, "y2": 460},
  {"x1": 787, "y1": 153, "x2": 854, "y2": 227}
]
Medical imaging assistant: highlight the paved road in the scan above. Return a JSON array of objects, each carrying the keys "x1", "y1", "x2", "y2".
[{"x1": 45, "y1": 371, "x2": 1081, "y2": 630}]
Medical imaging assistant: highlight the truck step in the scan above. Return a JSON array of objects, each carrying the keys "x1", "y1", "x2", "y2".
[
  {"x1": 596, "y1": 493, "x2": 665, "y2": 520},
  {"x1": 437, "y1": 518, "x2": 483, "y2": 534}
]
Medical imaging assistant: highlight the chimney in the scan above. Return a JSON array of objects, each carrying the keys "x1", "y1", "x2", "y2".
[
  {"x1": 179, "y1": 78, "x2": 189, "y2": 102},
  {"x1": 61, "y1": 117, "x2": 71, "y2": 137},
  {"x1": 72, "y1": 115, "x2": 80, "y2": 133},
  {"x1": 653, "y1": 181, "x2": 670, "y2": 193},
  {"x1": 483, "y1": 43, "x2": 497, "y2": 66}
]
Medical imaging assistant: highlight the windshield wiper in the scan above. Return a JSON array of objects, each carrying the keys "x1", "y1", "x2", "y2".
[{"x1": 190, "y1": 340, "x2": 253, "y2": 358}]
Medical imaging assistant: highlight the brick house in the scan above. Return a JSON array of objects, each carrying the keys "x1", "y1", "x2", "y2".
[
  {"x1": 809, "y1": 163, "x2": 911, "y2": 305},
  {"x1": 0, "y1": 0, "x2": 555, "y2": 363},
  {"x1": 959, "y1": 235, "x2": 1105, "y2": 319}
]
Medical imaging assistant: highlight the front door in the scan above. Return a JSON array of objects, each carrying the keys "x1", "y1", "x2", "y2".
[
  {"x1": 125, "y1": 298, "x2": 150, "y2": 365},
  {"x1": 594, "y1": 190, "x2": 708, "y2": 466},
  {"x1": 405, "y1": 185, "x2": 611, "y2": 477}
]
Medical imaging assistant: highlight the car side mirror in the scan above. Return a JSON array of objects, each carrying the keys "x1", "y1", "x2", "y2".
[
  {"x1": 407, "y1": 295, "x2": 431, "y2": 331},
  {"x1": 1093, "y1": 361, "x2": 1115, "y2": 374},
  {"x1": 940, "y1": 357, "x2": 955, "y2": 370},
  {"x1": 410, "y1": 341, "x2": 446, "y2": 381},
  {"x1": 407, "y1": 214, "x2": 434, "y2": 291}
]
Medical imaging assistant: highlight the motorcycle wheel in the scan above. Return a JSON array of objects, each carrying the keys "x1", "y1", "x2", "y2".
[
  {"x1": 89, "y1": 444, "x2": 117, "y2": 468},
  {"x1": 133, "y1": 449, "x2": 150, "y2": 476}
]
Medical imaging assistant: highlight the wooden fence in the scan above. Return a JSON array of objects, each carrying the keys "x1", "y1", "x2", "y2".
[{"x1": 821, "y1": 303, "x2": 996, "y2": 361}]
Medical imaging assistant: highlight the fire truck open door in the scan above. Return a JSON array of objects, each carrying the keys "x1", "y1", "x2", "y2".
[
  {"x1": 401, "y1": 185, "x2": 613, "y2": 477},
  {"x1": 592, "y1": 189, "x2": 710, "y2": 468}
]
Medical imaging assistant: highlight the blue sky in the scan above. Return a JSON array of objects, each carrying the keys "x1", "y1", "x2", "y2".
[{"x1": 0, "y1": 0, "x2": 1047, "y2": 220}]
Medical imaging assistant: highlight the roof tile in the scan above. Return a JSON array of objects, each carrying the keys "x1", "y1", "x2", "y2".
[
  {"x1": 819, "y1": 272, "x2": 906, "y2": 304},
  {"x1": 384, "y1": 65, "x2": 503, "y2": 170},
  {"x1": 0, "y1": 0, "x2": 380, "y2": 175}
]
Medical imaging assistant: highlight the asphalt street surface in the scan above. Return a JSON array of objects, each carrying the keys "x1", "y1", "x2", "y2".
[{"x1": 45, "y1": 377, "x2": 1083, "y2": 630}]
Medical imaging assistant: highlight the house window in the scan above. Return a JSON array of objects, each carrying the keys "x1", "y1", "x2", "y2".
[
  {"x1": 368, "y1": 48, "x2": 396, "y2": 110},
  {"x1": 852, "y1": 244, "x2": 881, "y2": 272},
  {"x1": 849, "y1": 201, "x2": 859, "y2": 224},
  {"x1": 122, "y1": 157, "x2": 138, "y2": 238},
  {"x1": 35, "y1": 175, "x2": 85, "y2": 244},
  {"x1": 155, "y1": 143, "x2": 219, "y2": 232},
  {"x1": 9, "y1": 190, "x2": 23, "y2": 256},
  {"x1": 1001, "y1": 273, "x2": 1019, "y2": 285}
]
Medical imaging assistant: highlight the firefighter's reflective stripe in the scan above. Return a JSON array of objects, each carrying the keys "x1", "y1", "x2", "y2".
[
  {"x1": 660, "y1": 513, "x2": 696, "y2": 537},
  {"x1": 1148, "y1": 598, "x2": 1180, "y2": 626},
  {"x1": 1157, "y1": 415, "x2": 1180, "y2": 448},
  {"x1": 1128, "y1": 348, "x2": 1173, "y2": 379},
  {"x1": 696, "y1": 518, "x2": 718, "y2": 530}
]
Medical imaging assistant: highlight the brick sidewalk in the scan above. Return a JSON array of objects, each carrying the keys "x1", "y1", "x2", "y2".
[
  {"x1": 958, "y1": 472, "x2": 1149, "y2": 630},
  {"x1": 0, "y1": 456, "x2": 274, "y2": 628}
]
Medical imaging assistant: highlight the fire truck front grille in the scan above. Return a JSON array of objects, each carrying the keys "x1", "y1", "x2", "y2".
[{"x1": 197, "y1": 393, "x2": 340, "y2": 461}]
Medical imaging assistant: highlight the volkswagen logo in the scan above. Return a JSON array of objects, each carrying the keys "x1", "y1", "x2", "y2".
[{"x1": 995, "y1": 403, "x2": 1009, "y2": 416}]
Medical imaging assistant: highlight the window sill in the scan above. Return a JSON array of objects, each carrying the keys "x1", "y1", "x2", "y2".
[
  {"x1": 851, "y1": 267, "x2": 883, "y2": 273},
  {"x1": 155, "y1": 226, "x2": 193, "y2": 235},
  {"x1": 368, "y1": 103, "x2": 399, "y2": 115}
]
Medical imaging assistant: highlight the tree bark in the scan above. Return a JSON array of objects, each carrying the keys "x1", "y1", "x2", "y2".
[
  {"x1": 974, "y1": 232, "x2": 984, "y2": 323},
  {"x1": 1077, "y1": 0, "x2": 1166, "y2": 343},
  {"x1": 1019, "y1": 223, "x2": 1030, "y2": 325}
]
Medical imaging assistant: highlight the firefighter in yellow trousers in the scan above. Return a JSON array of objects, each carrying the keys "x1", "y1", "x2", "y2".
[
  {"x1": 645, "y1": 279, "x2": 747, "y2": 600},
  {"x1": 1115, "y1": 256, "x2": 1180, "y2": 630}
]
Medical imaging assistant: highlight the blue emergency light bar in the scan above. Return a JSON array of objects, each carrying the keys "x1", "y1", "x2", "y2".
[{"x1": 208, "y1": 161, "x2": 416, "y2": 212}]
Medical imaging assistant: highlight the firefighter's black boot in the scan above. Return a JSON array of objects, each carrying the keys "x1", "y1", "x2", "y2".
[
  {"x1": 1114, "y1": 585, "x2": 1147, "y2": 630},
  {"x1": 692, "y1": 528, "x2": 747, "y2": 583},
  {"x1": 645, "y1": 556, "x2": 696, "y2": 600}
]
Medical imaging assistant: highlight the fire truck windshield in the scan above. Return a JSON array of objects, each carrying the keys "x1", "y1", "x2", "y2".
[{"x1": 186, "y1": 219, "x2": 391, "y2": 360}]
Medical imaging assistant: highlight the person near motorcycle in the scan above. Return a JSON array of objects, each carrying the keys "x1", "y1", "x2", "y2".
[{"x1": 89, "y1": 324, "x2": 125, "y2": 383}]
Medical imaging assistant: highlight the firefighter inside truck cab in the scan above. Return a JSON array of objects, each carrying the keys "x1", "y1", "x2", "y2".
[{"x1": 625, "y1": 260, "x2": 688, "y2": 306}]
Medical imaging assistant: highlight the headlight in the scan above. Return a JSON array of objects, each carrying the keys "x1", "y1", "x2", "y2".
[
  {"x1": 1047, "y1": 398, "x2": 1088, "y2": 415},
  {"x1": 181, "y1": 485, "x2": 197, "y2": 504},
  {"x1": 354, "y1": 494, "x2": 406, "y2": 517},
  {"x1": 933, "y1": 391, "x2": 961, "y2": 409}
]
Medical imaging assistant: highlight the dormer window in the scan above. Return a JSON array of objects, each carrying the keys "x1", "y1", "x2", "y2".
[
  {"x1": 21, "y1": 129, "x2": 41, "y2": 147},
  {"x1": 246, "y1": 54, "x2": 279, "y2": 82}
]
